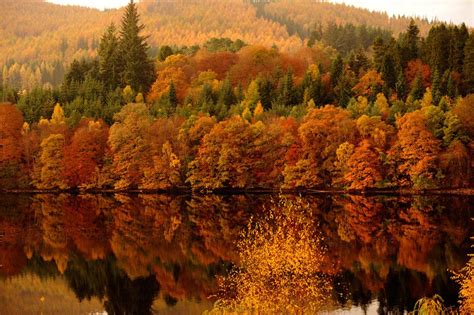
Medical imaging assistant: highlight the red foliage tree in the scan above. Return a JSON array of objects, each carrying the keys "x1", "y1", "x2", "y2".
[
  {"x1": 404, "y1": 59, "x2": 431, "y2": 88},
  {"x1": 63, "y1": 119, "x2": 109, "y2": 188}
]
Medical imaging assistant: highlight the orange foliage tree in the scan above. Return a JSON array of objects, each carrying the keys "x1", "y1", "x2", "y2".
[
  {"x1": 391, "y1": 110, "x2": 441, "y2": 189},
  {"x1": 195, "y1": 50, "x2": 238, "y2": 80},
  {"x1": 345, "y1": 140, "x2": 383, "y2": 189},
  {"x1": 188, "y1": 116, "x2": 291, "y2": 190},
  {"x1": 147, "y1": 66, "x2": 189, "y2": 104},
  {"x1": 142, "y1": 117, "x2": 186, "y2": 189},
  {"x1": 187, "y1": 116, "x2": 255, "y2": 190},
  {"x1": 229, "y1": 46, "x2": 283, "y2": 85},
  {"x1": 0, "y1": 103, "x2": 24, "y2": 188},
  {"x1": 453, "y1": 95, "x2": 474, "y2": 138},
  {"x1": 352, "y1": 70, "x2": 384, "y2": 99},
  {"x1": 283, "y1": 105, "x2": 357, "y2": 188},
  {"x1": 108, "y1": 103, "x2": 153, "y2": 189},
  {"x1": 37, "y1": 134, "x2": 67, "y2": 189},
  {"x1": 405, "y1": 59, "x2": 431, "y2": 89}
]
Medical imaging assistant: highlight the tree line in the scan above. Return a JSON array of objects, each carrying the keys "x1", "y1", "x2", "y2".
[{"x1": 1, "y1": 93, "x2": 472, "y2": 191}]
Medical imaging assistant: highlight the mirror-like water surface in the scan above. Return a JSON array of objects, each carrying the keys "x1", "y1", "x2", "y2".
[{"x1": 0, "y1": 194, "x2": 471, "y2": 314}]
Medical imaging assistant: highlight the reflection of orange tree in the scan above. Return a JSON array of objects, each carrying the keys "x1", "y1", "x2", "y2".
[
  {"x1": 0, "y1": 218, "x2": 28, "y2": 276},
  {"x1": 110, "y1": 195, "x2": 156, "y2": 279},
  {"x1": 187, "y1": 195, "x2": 251, "y2": 264},
  {"x1": 38, "y1": 195, "x2": 69, "y2": 273},
  {"x1": 339, "y1": 196, "x2": 383, "y2": 245},
  {"x1": 141, "y1": 194, "x2": 221, "y2": 302},
  {"x1": 141, "y1": 194, "x2": 190, "y2": 263},
  {"x1": 210, "y1": 197, "x2": 333, "y2": 313},
  {"x1": 153, "y1": 264, "x2": 215, "y2": 302},
  {"x1": 396, "y1": 197, "x2": 441, "y2": 280},
  {"x1": 333, "y1": 196, "x2": 392, "y2": 292},
  {"x1": 63, "y1": 195, "x2": 111, "y2": 260}
]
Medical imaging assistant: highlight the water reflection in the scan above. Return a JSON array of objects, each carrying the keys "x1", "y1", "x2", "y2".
[{"x1": 0, "y1": 193, "x2": 471, "y2": 314}]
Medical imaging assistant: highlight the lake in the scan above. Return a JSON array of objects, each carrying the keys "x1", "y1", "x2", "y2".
[{"x1": 0, "y1": 193, "x2": 471, "y2": 314}]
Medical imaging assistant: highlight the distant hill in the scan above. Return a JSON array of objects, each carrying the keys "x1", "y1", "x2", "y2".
[
  {"x1": 0, "y1": 0, "x2": 438, "y2": 62},
  {"x1": 0, "y1": 0, "x2": 448, "y2": 89}
]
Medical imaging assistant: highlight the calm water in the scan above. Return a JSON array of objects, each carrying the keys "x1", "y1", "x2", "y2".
[{"x1": 0, "y1": 193, "x2": 471, "y2": 314}]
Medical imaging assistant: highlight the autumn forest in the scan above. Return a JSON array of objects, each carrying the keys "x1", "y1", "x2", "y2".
[
  {"x1": 0, "y1": 0, "x2": 473, "y2": 314},
  {"x1": 1, "y1": 1, "x2": 473, "y2": 192}
]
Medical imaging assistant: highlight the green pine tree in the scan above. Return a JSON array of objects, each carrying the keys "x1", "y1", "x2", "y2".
[
  {"x1": 446, "y1": 72, "x2": 457, "y2": 99},
  {"x1": 118, "y1": 0, "x2": 155, "y2": 93},
  {"x1": 431, "y1": 70, "x2": 442, "y2": 104},
  {"x1": 396, "y1": 70, "x2": 407, "y2": 100},
  {"x1": 453, "y1": 23, "x2": 469, "y2": 73},
  {"x1": 258, "y1": 78, "x2": 273, "y2": 110},
  {"x1": 199, "y1": 83, "x2": 215, "y2": 114},
  {"x1": 381, "y1": 53, "x2": 397, "y2": 90},
  {"x1": 99, "y1": 23, "x2": 121, "y2": 91},
  {"x1": 405, "y1": 19, "x2": 420, "y2": 61},
  {"x1": 463, "y1": 32, "x2": 474, "y2": 93},
  {"x1": 278, "y1": 70, "x2": 295, "y2": 107},
  {"x1": 334, "y1": 70, "x2": 353, "y2": 107},
  {"x1": 158, "y1": 45, "x2": 174, "y2": 61},
  {"x1": 217, "y1": 77, "x2": 235, "y2": 107},
  {"x1": 168, "y1": 80, "x2": 178, "y2": 108},
  {"x1": 426, "y1": 24, "x2": 450, "y2": 75},
  {"x1": 409, "y1": 74, "x2": 424, "y2": 101},
  {"x1": 330, "y1": 54, "x2": 343, "y2": 85},
  {"x1": 372, "y1": 36, "x2": 385, "y2": 71}
]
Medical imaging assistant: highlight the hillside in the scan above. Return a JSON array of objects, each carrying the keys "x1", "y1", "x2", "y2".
[
  {"x1": 0, "y1": 0, "x2": 441, "y2": 90},
  {"x1": 260, "y1": 0, "x2": 434, "y2": 37}
]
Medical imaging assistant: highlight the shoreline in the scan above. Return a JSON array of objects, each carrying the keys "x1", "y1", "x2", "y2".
[{"x1": 1, "y1": 187, "x2": 473, "y2": 196}]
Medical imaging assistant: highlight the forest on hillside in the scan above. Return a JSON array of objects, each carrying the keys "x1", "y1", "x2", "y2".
[
  {"x1": 0, "y1": 0, "x2": 437, "y2": 91},
  {"x1": 0, "y1": 0, "x2": 473, "y2": 192}
]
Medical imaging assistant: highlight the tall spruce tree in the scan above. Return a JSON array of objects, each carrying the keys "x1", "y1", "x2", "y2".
[
  {"x1": 168, "y1": 81, "x2": 178, "y2": 109},
  {"x1": 118, "y1": 0, "x2": 155, "y2": 93},
  {"x1": 425, "y1": 24, "x2": 450, "y2": 75},
  {"x1": 217, "y1": 77, "x2": 235, "y2": 108},
  {"x1": 409, "y1": 74, "x2": 424, "y2": 101},
  {"x1": 330, "y1": 55, "x2": 344, "y2": 85},
  {"x1": 463, "y1": 32, "x2": 474, "y2": 93},
  {"x1": 381, "y1": 53, "x2": 397, "y2": 90},
  {"x1": 405, "y1": 19, "x2": 420, "y2": 61},
  {"x1": 453, "y1": 24, "x2": 469, "y2": 72},
  {"x1": 372, "y1": 36, "x2": 385, "y2": 71},
  {"x1": 98, "y1": 23, "x2": 121, "y2": 91},
  {"x1": 431, "y1": 69, "x2": 442, "y2": 104},
  {"x1": 278, "y1": 70, "x2": 296, "y2": 107},
  {"x1": 396, "y1": 70, "x2": 407, "y2": 100},
  {"x1": 334, "y1": 70, "x2": 353, "y2": 107}
]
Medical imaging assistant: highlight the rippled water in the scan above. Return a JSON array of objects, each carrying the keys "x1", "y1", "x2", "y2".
[{"x1": 0, "y1": 193, "x2": 471, "y2": 314}]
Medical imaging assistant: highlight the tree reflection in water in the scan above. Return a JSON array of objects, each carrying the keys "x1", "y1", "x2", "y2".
[
  {"x1": 0, "y1": 193, "x2": 471, "y2": 314},
  {"x1": 211, "y1": 197, "x2": 333, "y2": 313}
]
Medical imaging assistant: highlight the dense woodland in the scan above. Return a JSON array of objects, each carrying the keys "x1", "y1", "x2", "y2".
[{"x1": 0, "y1": 1, "x2": 473, "y2": 191}]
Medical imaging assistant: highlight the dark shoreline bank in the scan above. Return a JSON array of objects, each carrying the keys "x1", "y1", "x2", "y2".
[{"x1": 1, "y1": 187, "x2": 473, "y2": 196}]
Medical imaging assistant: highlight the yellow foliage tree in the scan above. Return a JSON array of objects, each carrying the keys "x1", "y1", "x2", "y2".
[
  {"x1": 38, "y1": 134, "x2": 67, "y2": 189},
  {"x1": 142, "y1": 141, "x2": 182, "y2": 190},
  {"x1": 108, "y1": 104, "x2": 153, "y2": 189}
]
